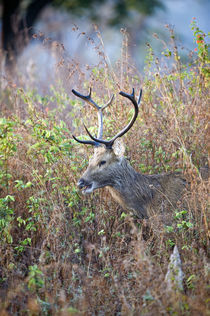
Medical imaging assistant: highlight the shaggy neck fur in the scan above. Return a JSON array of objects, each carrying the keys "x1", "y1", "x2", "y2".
[{"x1": 107, "y1": 158, "x2": 185, "y2": 219}]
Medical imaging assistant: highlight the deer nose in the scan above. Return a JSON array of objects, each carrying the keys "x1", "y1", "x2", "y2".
[{"x1": 77, "y1": 178, "x2": 88, "y2": 189}]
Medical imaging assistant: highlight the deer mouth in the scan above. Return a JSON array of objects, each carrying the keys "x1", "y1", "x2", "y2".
[
  {"x1": 82, "y1": 183, "x2": 93, "y2": 194},
  {"x1": 78, "y1": 179, "x2": 94, "y2": 194}
]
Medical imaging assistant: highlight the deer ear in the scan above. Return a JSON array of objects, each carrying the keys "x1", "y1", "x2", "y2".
[{"x1": 112, "y1": 139, "x2": 125, "y2": 157}]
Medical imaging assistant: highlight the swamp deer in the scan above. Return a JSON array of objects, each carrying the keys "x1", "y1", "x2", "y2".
[{"x1": 72, "y1": 88, "x2": 186, "y2": 219}]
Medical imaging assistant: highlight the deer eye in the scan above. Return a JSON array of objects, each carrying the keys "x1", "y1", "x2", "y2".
[{"x1": 98, "y1": 160, "x2": 106, "y2": 167}]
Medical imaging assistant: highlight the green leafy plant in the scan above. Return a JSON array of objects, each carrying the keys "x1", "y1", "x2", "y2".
[
  {"x1": 0, "y1": 195, "x2": 15, "y2": 243},
  {"x1": 28, "y1": 265, "x2": 44, "y2": 292}
]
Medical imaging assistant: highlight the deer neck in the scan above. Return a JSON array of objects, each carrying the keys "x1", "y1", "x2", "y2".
[{"x1": 107, "y1": 158, "x2": 153, "y2": 218}]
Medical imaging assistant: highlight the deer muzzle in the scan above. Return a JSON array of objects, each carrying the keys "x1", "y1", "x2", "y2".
[{"x1": 77, "y1": 178, "x2": 93, "y2": 194}]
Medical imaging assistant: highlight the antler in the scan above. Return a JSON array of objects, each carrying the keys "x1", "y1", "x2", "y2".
[
  {"x1": 72, "y1": 88, "x2": 114, "y2": 146},
  {"x1": 72, "y1": 88, "x2": 142, "y2": 149}
]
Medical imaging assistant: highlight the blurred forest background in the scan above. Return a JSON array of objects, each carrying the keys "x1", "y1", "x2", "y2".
[{"x1": 1, "y1": 0, "x2": 209, "y2": 80}]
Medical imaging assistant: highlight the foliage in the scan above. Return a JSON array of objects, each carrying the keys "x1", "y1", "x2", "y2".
[
  {"x1": 54, "y1": 0, "x2": 164, "y2": 22},
  {"x1": 0, "y1": 22, "x2": 209, "y2": 315}
]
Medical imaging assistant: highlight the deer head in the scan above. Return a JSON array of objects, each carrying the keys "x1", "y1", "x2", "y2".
[{"x1": 72, "y1": 88, "x2": 142, "y2": 195}]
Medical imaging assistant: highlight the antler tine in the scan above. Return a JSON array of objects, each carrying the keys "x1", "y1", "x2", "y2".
[
  {"x1": 72, "y1": 88, "x2": 114, "y2": 142},
  {"x1": 72, "y1": 88, "x2": 100, "y2": 110},
  {"x1": 101, "y1": 94, "x2": 114, "y2": 111},
  {"x1": 82, "y1": 88, "x2": 142, "y2": 149},
  {"x1": 137, "y1": 88, "x2": 142, "y2": 106},
  {"x1": 97, "y1": 94, "x2": 114, "y2": 139},
  {"x1": 72, "y1": 134, "x2": 99, "y2": 147},
  {"x1": 83, "y1": 124, "x2": 109, "y2": 146}
]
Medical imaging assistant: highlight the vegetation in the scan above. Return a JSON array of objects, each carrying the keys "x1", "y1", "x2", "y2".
[{"x1": 0, "y1": 21, "x2": 209, "y2": 315}]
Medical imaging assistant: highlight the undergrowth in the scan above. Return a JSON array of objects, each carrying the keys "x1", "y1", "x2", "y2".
[{"x1": 0, "y1": 21, "x2": 209, "y2": 315}]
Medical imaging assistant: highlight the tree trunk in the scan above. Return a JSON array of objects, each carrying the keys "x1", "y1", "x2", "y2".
[
  {"x1": 2, "y1": 0, "x2": 21, "y2": 63},
  {"x1": 2, "y1": 0, "x2": 53, "y2": 67}
]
